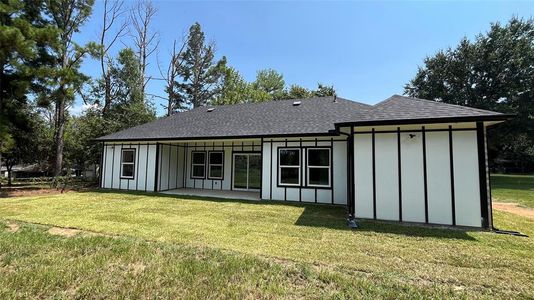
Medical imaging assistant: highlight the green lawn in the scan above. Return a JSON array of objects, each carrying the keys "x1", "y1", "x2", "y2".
[
  {"x1": 0, "y1": 189, "x2": 533, "y2": 298},
  {"x1": 491, "y1": 174, "x2": 534, "y2": 208}
]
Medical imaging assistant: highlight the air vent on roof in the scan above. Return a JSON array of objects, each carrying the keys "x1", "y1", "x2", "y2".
[
  {"x1": 293, "y1": 101, "x2": 301, "y2": 106},
  {"x1": 207, "y1": 107, "x2": 215, "y2": 112}
]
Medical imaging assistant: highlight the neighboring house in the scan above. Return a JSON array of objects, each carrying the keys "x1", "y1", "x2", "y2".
[
  {"x1": 96, "y1": 95, "x2": 512, "y2": 229},
  {"x1": 1, "y1": 164, "x2": 46, "y2": 179}
]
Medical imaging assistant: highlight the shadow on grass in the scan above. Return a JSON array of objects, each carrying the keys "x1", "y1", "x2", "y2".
[
  {"x1": 86, "y1": 189, "x2": 477, "y2": 241},
  {"x1": 295, "y1": 206, "x2": 478, "y2": 240}
]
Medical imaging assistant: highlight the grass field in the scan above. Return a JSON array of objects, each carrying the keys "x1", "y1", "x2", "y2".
[
  {"x1": 491, "y1": 174, "x2": 534, "y2": 208},
  {"x1": 0, "y1": 178, "x2": 533, "y2": 298}
]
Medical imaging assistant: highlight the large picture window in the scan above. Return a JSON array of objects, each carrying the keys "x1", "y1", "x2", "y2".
[
  {"x1": 121, "y1": 149, "x2": 136, "y2": 179},
  {"x1": 208, "y1": 151, "x2": 224, "y2": 179},
  {"x1": 191, "y1": 151, "x2": 206, "y2": 179},
  {"x1": 278, "y1": 148, "x2": 300, "y2": 186},
  {"x1": 307, "y1": 148, "x2": 331, "y2": 187}
]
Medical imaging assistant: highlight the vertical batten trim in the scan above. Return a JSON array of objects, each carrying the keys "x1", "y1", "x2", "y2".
[
  {"x1": 269, "y1": 140, "x2": 273, "y2": 200},
  {"x1": 167, "y1": 145, "x2": 171, "y2": 191},
  {"x1": 299, "y1": 138, "x2": 302, "y2": 202},
  {"x1": 154, "y1": 143, "x2": 160, "y2": 192},
  {"x1": 422, "y1": 126, "x2": 429, "y2": 223},
  {"x1": 136, "y1": 143, "x2": 140, "y2": 190},
  {"x1": 330, "y1": 137, "x2": 334, "y2": 204},
  {"x1": 449, "y1": 126, "x2": 456, "y2": 226},
  {"x1": 144, "y1": 144, "x2": 149, "y2": 191},
  {"x1": 372, "y1": 128, "x2": 376, "y2": 219},
  {"x1": 477, "y1": 122, "x2": 490, "y2": 229},
  {"x1": 100, "y1": 143, "x2": 105, "y2": 188},
  {"x1": 260, "y1": 138, "x2": 264, "y2": 196},
  {"x1": 397, "y1": 127, "x2": 402, "y2": 222},
  {"x1": 284, "y1": 139, "x2": 287, "y2": 201},
  {"x1": 111, "y1": 144, "x2": 115, "y2": 189}
]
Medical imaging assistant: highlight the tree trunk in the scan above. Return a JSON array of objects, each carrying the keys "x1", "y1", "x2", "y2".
[
  {"x1": 6, "y1": 164, "x2": 12, "y2": 186},
  {"x1": 53, "y1": 94, "x2": 66, "y2": 176},
  {"x1": 0, "y1": 151, "x2": 3, "y2": 189}
]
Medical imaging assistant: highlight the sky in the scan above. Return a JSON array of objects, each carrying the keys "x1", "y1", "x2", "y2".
[{"x1": 74, "y1": 0, "x2": 534, "y2": 116}]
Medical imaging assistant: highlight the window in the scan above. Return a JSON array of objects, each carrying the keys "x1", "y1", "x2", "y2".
[
  {"x1": 307, "y1": 148, "x2": 330, "y2": 187},
  {"x1": 278, "y1": 148, "x2": 300, "y2": 186},
  {"x1": 191, "y1": 151, "x2": 206, "y2": 179},
  {"x1": 208, "y1": 151, "x2": 224, "y2": 179},
  {"x1": 121, "y1": 149, "x2": 136, "y2": 179}
]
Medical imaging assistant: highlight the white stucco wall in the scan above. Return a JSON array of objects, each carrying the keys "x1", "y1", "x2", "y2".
[{"x1": 352, "y1": 123, "x2": 484, "y2": 227}]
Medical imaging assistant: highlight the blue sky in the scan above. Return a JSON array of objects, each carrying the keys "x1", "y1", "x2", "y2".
[{"x1": 75, "y1": 0, "x2": 534, "y2": 116}]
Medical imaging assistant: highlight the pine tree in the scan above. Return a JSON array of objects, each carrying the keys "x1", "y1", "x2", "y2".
[{"x1": 175, "y1": 22, "x2": 226, "y2": 108}]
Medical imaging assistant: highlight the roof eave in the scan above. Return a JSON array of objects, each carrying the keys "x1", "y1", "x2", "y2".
[
  {"x1": 93, "y1": 131, "x2": 341, "y2": 143},
  {"x1": 334, "y1": 114, "x2": 515, "y2": 128}
]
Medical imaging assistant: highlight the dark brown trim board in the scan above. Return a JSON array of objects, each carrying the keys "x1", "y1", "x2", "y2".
[{"x1": 477, "y1": 122, "x2": 491, "y2": 229}]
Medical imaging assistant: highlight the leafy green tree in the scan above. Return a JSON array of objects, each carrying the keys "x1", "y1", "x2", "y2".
[
  {"x1": 1, "y1": 106, "x2": 48, "y2": 185},
  {"x1": 405, "y1": 17, "x2": 534, "y2": 172},
  {"x1": 42, "y1": 0, "x2": 99, "y2": 176},
  {"x1": 286, "y1": 84, "x2": 312, "y2": 99},
  {"x1": 252, "y1": 68, "x2": 286, "y2": 100},
  {"x1": 212, "y1": 66, "x2": 249, "y2": 105},
  {"x1": 175, "y1": 22, "x2": 227, "y2": 108},
  {"x1": 313, "y1": 83, "x2": 336, "y2": 97}
]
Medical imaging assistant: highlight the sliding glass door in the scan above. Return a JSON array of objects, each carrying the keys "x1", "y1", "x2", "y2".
[{"x1": 233, "y1": 153, "x2": 261, "y2": 191}]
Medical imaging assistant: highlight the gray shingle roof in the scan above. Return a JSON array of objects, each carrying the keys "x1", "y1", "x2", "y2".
[
  {"x1": 96, "y1": 95, "x2": 509, "y2": 141},
  {"x1": 353, "y1": 95, "x2": 507, "y2": 123}
]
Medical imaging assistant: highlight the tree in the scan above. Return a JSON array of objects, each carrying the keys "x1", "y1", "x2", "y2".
[
  {"x1": 211, "y1": 66, "x2": 250, "y2": 105},
  {"x1": 44, "y1": 0, "x2": 98, "y2": 176},
  {"x1": 0, "y1": 0, "x2": 55, "y2": 184},
  {"x1": 286, "y1": 84, "x2": 312, "y2": 99},
  {"x1": 2, "y1": 106, "x2": 47, "y2": 185},
  {"x1": 313, "y1": 83, "x2": 336, "y2": 97},
  {"x1": 252, "y1": 68, "x2": 285, "y2": 100},
  {"x1": 130, "y1": 0, "x2": 158, "y2": 98},
  {"x1": 405, "y1": 17, "x2": 534, "y2": 172},
  {"x1": 160, "y1": 39, "x2": 187, "y2": 115},
  {"x1": 175, "y1": 22, "x2": 226, "y2": 108},
  {"x1": 97, "y1": 0, "x2": 127, "y2": 115}
]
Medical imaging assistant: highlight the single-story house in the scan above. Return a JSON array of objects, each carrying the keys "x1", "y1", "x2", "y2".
[{"x1": 96, "y1": 95, "x2": 512, "y2": 229}]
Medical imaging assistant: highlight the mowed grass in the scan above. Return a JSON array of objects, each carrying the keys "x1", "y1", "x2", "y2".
[
  {"x1": 0, "y1": 189, "x2": 533, "y2": 298},
  {"x1": 491, "y1": 174, "x2": 534, "y2": 208}
]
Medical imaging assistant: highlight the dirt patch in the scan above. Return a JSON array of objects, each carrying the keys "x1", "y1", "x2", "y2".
[
  {"x1": 0, "y1": 187, "x2": 72, "y2": 198},
  {"x1": 48, "y1": 227, "x2": 80, "y2": 237},
  {"x1": 493, "y1": 202, "x2": 534, "y2": 219},
  {"x1": 5, "y1": 222, "x2": 19, "y2": 233}
]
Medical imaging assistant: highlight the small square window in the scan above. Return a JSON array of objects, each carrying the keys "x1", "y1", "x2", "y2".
[
  {"x1": 280, "y1": 149, "x2": 300, "y2": 166},
  {"x1": 209, "y1": 152, "x2": 223, "y2": 165},
  {"x1": 192, "y1": 165, "x2": 205, "y2": 178},
  {"x1": 280, "y1": 167, "x2": 299, "y2": 184},
  {"x1": 308, "y1": 168, "x2": 329, "y2": 186},
  {"x1": 192, "y1": 152, "x2": 206, "y2": 164}
]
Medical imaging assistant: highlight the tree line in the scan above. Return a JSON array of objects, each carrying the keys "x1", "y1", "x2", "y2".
[
  {"x1": 0, "y1": 0, "x2": 335, "y2": 185},
  {"x1": 405, "y1": 17, "x2": 534, "y2": 172}
]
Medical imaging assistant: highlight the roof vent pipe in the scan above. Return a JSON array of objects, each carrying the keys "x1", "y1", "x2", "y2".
[
  {"x1": 333, "y1": 94, "x2": 337, "y2": 103},
  {"x1": 207, "y1": 107, "x2": 215, "y2": 112},
  {"x1": 293, "y1": 101, "x2": 301, "y2": 106}
]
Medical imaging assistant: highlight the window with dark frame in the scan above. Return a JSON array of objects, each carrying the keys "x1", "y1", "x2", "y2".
[
  {"x1": 208, "y1": 151, "x2": 224, "y2": 179},
  {"x1": 191, "y1": 151, "x2": 206, "y2": 179},
  {"x1": 307, "y1": 148, "x2": 331, "y2": 187},
  {"x1": 121, "y1": 149, "x2": 136, "y2": 179},
  {"x1": 278, "y1": 148, "x2": 300, "y2": 186}
]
